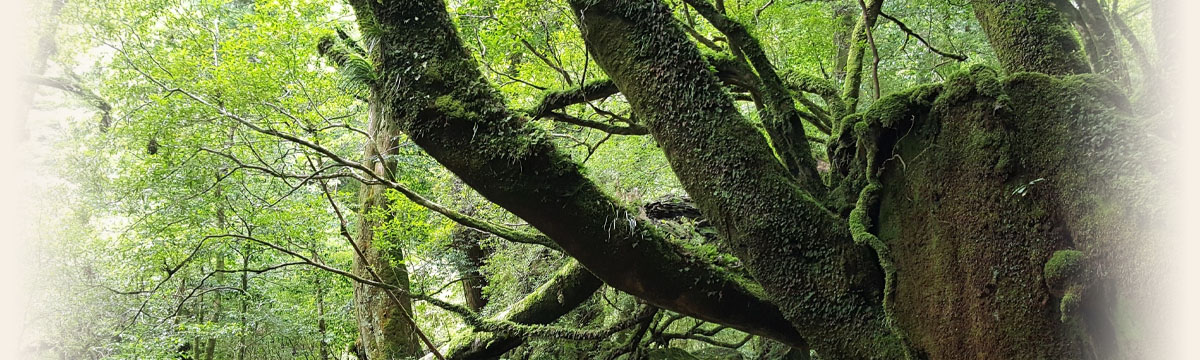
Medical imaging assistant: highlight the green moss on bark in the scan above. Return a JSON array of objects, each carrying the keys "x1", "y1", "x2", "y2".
[
  {"x1": 858, "y1": 65, "x2": 1163, "y2": 359},
  {"x1": 970, "y1": 0, "x2": 1091, "y2": 75}
]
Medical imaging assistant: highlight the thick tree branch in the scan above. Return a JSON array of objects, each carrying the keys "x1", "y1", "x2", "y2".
[
  {"x1": 442, "y1": 200, "x2": 715, "y2": 359},
  {"x1": 441, "y1": 260, "x2": 603, "y2": 359},
  {"x1": 347, "y1": 0, "x2": 808, "y2": 350},
  {"x1": 569, "y1": 0, "x2": 902, "y2": 357},
  {"x1": 683, "y1": 0, "x2": 825, "y2": 192}
]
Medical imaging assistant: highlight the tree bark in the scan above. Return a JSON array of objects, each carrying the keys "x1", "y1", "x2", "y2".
[
  {"x1": 831, "y1": 2, "x2": 857, "y2": 85},
  {"x1": 441, "y1": 260, "x2": 603, "y2": 360},
  {"x1": 567, "y1": 1, "x2": 902, "y2": 358},
  {"x1": 336, "y1": 0, "x2": 1164, "y2": 358},
  {"x1": 351, "y1": 93, "x2": 423, "y2": 359},
  {"x1": 970, "y1": 0, "x2": 1091, "y2": 75},
  {"x1": 839, "y1": 0, "x2": 882, "y2": 115},
  {"x1": 843, "y1": 66, "x2": 1166, "y2": 359},
  {"x1": 315, "y1": 271, "x2": 330, "y2": 360},
  {"x1": 683, "y1": 0, "x2": 825, "y2": 192},
  {"x1": 1072, "y1": 0, "x2": 1128, "y2": 84},
  {"x1": 449, "y1": 181, "x2": 491, "y2": 313},
  {"x1": 453, "y1": 227, "x2": 490, "y2": 313}
]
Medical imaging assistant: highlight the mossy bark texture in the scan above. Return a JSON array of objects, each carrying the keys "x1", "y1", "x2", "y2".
[
  {"x1": 970, "y1": 0, "x2": 1092, "y2": 75},
  {"x1": 839, "y1": 0, "x2": 882, "y2": 115},
  {"x1": 855, "y1": 67, "x2": 1164, "y2": 359},
  {"x1": 442, "y1": 260, "x2": 602, "y2": 360},
  {"x1": 353, "y1": 97, "x2": 423, "y2": 360},
  {"x1": 568, "y1": 1, "x2": 905, "y2": 358}
]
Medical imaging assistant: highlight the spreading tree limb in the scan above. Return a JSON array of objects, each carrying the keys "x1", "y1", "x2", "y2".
[
  {"x1": 344, "y1": 0, "x2": 808, "y2": 349},
  {"x1": 683, "y1": 0, "x2": 825, "y2": 192},
  {"x1": 568, "y1": 0, "x2": 902, "y2": 357}
]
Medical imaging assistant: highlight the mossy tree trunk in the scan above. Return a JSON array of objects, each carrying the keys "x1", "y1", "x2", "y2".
[
  {"x1": 351, "y1": 95, "x2": 423, "y2": 359},
  {"x1": 452, "y1": 226, "x2": 489, "y2": 312},
  {"x1": 970, "y1": 0, "x2": 1092, "y2": 76},
  {"x1": 568, "y1": 1, "x2": 900, "y2": 357},
  {"x1": 839, "y1": 0, "x2": 882, "y2": 114},
  {"x1": 339, "y1": 0, "x2": 1164, "y2": 358},
  {"x1": 837, "y1": 67, "x2": 1165, "y2": 359}
]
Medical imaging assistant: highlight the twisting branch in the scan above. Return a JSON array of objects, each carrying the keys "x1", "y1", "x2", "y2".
[
  {"x1": 878, "y1": 12, "x2": 967, "y2": 62},
  {"x1": 530, "y1": 79, "x2": 620, "y2": 117},
  {"x1": 541, "y1": 111, "x2": 649, "y2": 135},
  {"x1": 661, "y1": 331, "x2": 754, "y2": 349}
]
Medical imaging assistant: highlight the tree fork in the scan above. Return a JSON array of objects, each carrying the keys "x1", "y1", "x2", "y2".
[
  {"x1": 345, "y1": 0, "x2": 807, "y2": 349},
  {"x1": 567, "y1": 0, "x2": 903, "y2": 357},
  {"x1": 683, "y1": 0, "x2": 825, "y2": 193}
]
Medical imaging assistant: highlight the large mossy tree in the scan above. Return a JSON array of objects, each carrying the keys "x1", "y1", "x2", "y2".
[
  {"x1": 24, "y1": 0, "x2": 1169, "y2": 359},
  {"x1": 342, "y1": 0, "x2": 1165, "y2": 358}
]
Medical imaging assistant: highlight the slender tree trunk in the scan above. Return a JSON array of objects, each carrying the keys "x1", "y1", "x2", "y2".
[
  {"x1": 315, "y1": 273, "x2": 330, "y2": 360},
  {"x1": 455, "y1": 229, "x2": 489, "y2": 312},
  {"x1": 839, "y1": 0, "x2": 882, "y2": 114},
  {"x1": 237, "y1": 245, "x2": 249, "y2": 360},
  {"x1": 831, "y1": 1, "x2": 856, "y2": 85},
  {"x1": 203, "y1": 256, "x2": 222, "y2": 360},
  {"x1": 204, "y1": 164, "x2": 227, "y2": 360},
  {"x1": 351, "y1": 92, "x2": 422, "y2": 359},
  {"x1": 449, "y1": 181, "x2": 491, "y2": 312}
]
